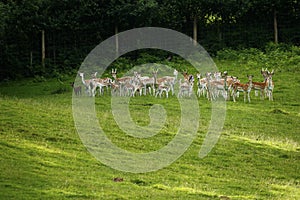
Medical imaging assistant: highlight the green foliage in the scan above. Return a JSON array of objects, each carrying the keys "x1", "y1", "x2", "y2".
[
  {"x1": 51, "y1": 85, "x2": 69, "y2": 94},
  {"x1": 216, "y1": 43, "x2": 300, "y2": 73},
  {"x1": 110, "y1": 57, "x2": 134, "y2": 73},
  {"x1": 32, "y1": 75, "x2": 47, "y2": 83},
  {"x1": 0, "y1": 0, "x2": 299, "y2": 80},
  {"x1": 136, "y1": 52, "x2": 165, "y2": 65}
]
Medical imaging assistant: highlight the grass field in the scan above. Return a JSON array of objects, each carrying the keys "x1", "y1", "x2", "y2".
[{"x1": 0, "y1": 54, "x2": 299, "y2": 199}]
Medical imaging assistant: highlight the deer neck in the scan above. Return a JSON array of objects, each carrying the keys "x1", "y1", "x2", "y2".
[{"x1": 80, "y1": 75, "x2": 87, "y2": 86}]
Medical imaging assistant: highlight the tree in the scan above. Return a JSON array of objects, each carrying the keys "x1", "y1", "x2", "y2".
[
  {"x1": 105, "y1": 0, "x2": 160, "y2": 55},
  {"x1": 175, "y1": 0, "x2": 207, "y2": 45}
]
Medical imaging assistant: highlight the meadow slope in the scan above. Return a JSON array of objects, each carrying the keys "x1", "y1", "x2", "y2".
[{"x1": 0, "y1": 56, "x2": 299, "y2": 199}]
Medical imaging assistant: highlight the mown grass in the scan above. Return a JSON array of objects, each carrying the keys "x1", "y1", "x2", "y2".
[{"x1": 0, "y1": 53, "x2": 299, "y2": 199}]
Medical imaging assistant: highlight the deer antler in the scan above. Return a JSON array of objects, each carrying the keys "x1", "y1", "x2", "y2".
[
  {"x1": 111, "y1": 68, "x2": 117, "y2": 74},
  {"x1": 91, "y1": 72, "x2": 98, "y2": 78}
]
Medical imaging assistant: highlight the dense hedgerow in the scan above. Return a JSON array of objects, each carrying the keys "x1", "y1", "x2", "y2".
[{"x1": 216, "y1": 43, "x2": 300, "y2": 73}]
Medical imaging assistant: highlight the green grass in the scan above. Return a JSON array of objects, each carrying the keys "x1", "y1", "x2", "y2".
[{"x1": 0, "y1": 59, "x2": 299, "y2": 199}]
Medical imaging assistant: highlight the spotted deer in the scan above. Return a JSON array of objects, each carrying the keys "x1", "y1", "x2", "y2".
[{"x1": 232, "y1": 75, "x2": 253, "y2": 103}]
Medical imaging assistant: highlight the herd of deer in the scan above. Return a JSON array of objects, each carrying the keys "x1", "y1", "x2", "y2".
[
  {"x1": 197, "y1": 68, "x2": 274, "y2": 102},
  {"x1": 74, "y1": 68, "x2": 274, "y2": 102}
]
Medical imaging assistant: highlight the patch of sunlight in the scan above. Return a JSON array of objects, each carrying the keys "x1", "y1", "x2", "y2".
[
  {"x1": 229, "y1": 133, "x2": 299, "y2": 152},
  {"x1": 152, "y1": 184, "x2": 170, "y2": 190},
  {"x1": 270, "y1": 183, "x2": 300, "y2": 199},
  {"x1": 21, "y1": 140, "x2": 67, "y2": 155},
  {"x1": 262, "y1": 178, "x2": 300, "y2": 199},
  {"x1": 229, "y1": 195, "x2": 259, "y2": 200},
  {"x1": 151, "y1": 184, "x2": 260, "y2": 199},
  {"x1": 152, "y1": 184, "x2": 218, "y2": 197},
  {"x1": 45, "y1": 188, "x2": 80, "y2": 196},
  {"x1": 173, "y1": 186, "x2": 197, "y2": 193},
  {"x1": 39, "y1": 160, "x2": 61, "y2": 168}
]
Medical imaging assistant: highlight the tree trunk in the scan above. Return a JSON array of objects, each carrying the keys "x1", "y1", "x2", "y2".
[
  {"x1": 53, "y1": 44, "x2": 56, "y2": 65},
  {"x1": 30, "y1": 51, "x2": 33, "y2": 67},
  {"x1": 193, "y1": 16, "x2": 197, "y2": 46},
  {"x1": 115, "y1": 25, "x2": 119, "y2": 57},
  {"x1": 52, "y1": 32, "x2": 56, "y2": 65},
  {"x1": 42, "y1": 30, "x2": 45, "y2": 68},
  {"x1": 218, "y1": 24, "x2": 222, "y2": 42},
  {"x1": 273, "y1": 8, "x2": 278, "y2": 44}
]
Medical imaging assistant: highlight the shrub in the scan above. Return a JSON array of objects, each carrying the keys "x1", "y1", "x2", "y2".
[{"x1": 216, "y1": 43, "x2": 300, "y2": 73}]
